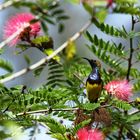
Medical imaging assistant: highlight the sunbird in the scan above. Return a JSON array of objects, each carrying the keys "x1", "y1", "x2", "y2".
[{"x1": 83, "y1": 58, "x2": 103, "y2": 103}]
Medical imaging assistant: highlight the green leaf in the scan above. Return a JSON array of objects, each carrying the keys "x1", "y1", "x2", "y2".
[
  {"x1": 33, "y1": 66, "x2": 45, "y2": 77},
  {"x1": 0, "y1": 59, "x2": 13, "y2": 73},
  {"x1": 52, "y1": 9, "x2": 64, "y2": 16},
  {"x1": 127, "y1": 114, "x2": 140, "y2": 123},
  {"x1": 57, "y1": 15, "x2": 69, "y2": 21},
  {"x1": 128, "y1": 31, "x2": 140, "y2": 38},
  {"x1": 136, "y1": 52, "x2": 140, "y2": 60},
  {"x1": 32, "y1": 36, "x2": 50, "y2": 45},
  {"x1": 92, "y1": 18, "x2": 127, "y2": 38},
  {"x1": 72, "y1": 119, "x2": 91, "y2": 134},
  {"x1": 112, "y1": 99, "x2": 132, "y2": 111},
  {"x1": 47, "y1": 61, "x2": 64, "y2": 87},
  {"x1": 87, "y1": 44, "x2": 125, "y2": 74},
  {"x1": 133, "y1": 80, "x2": 140, "y2": 91},
  {"x1": 130, "y1": 68, "x2": 140, "y2": 78},
  {"x1": 43, "y1": 16, "x2": 55, "y2": 25},
  {"x1": 81, "y1": 103, "x2": 100, "y2": 111},
  {"x1": 42, "y1": 116, "x2": 66, "y2": 134},
  {"x1": 86, "y1": 31, "x2": 125, "y2": 57},
  {"x1": 0, "y1": 48, "x2": 4, "y2": 55},
  {"x1": 96, "y1": 9, "x2": 108, "y2": 23},
  {"x1": 65, "y1": 0, "x2": 79, "y2": 4},
  {"x1": 115, "y1": 0, "x2": 138, "y2": 4},
  {"x1": 41, "y1": 21, "x2": 48, "y2": 33},
  {"x1": 58, "y1": 23, "x2": 65, "y2": 33},
  {"x1": 24, "y1": 55, "x2": 31, "y2": 65},
  {"x1": 32, "y1": 36, "x2": 54, "y2": 51},
  {"x1": 82, "y1": 2, "x2": 93, "y2": 15},
  {"x1": 52, "y1": 133, "x2": 67, "y2": 140},
  {"x1": 114, "y1": 6, "x2": 140, "y2": 16}
]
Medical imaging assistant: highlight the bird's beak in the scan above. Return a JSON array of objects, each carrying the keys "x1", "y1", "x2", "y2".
[
  {"x1": 82, "y1": 57, "x2": 93, "y2": 65},
  {"x1": 82, "y1": 57, "x2": 98, "y2": 68},
  {"x1": 82, "y1": 57, "x2": 90, "y2": 62}
]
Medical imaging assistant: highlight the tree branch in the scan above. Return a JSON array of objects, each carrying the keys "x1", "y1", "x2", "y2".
[
  {"x1": 17, "y1": 108, "x2": 77, "y2": 116},
  {"x1": 0, "y1": 0, "x2": 22, "y2": 11},
  {"x1": 126, "y1": 15, "x2": 135, "y2": 81},
  {"x1": 17, "y1": 104, "x2": 111, "y2": 116},
  {"x1": 0, "y1": 20, "x2": 92, "y2": 84}
]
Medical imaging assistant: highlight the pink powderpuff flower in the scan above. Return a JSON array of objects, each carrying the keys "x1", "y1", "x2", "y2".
[
  {"x1": 3, "y1": 13, "x2": 41, "y2": 46},
  {"x1": 77, "y1": 127, "x2": 104, "y2": 140},
  {"x1": 104, "y1": 80, "x2": 133, "y2": 101},
  {"x1": 107, "y1": 0, "x2": 113, "y2": 7}
]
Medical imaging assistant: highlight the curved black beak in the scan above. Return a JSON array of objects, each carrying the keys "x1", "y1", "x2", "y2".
[
  {"x1": 82, "y1": 57, "x2": 90, "y2": 62},
  {"x1": 82, "y1": 57, "x2": 97, "y2": 69},
  {"x1": 82, "y1": 57, "x2": 93, "y2": 68}
]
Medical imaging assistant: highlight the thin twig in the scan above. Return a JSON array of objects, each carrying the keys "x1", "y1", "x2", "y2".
[
  {"x1": 73, "y1": 73, "x2": 85, "y2": 85},
  {"x1": 0, "y1": 23, "x2": 30, "y2": 48},
  {"x1": 17, "y1": 108, "x2": 78, "y2": 116},
  {"x1": 129, "y1": 110, "x2": 140, "y2": 115},
  {"x1": 17, "y1": 104, "x2": 111, "y2": 116},
  {"x1": 126, "y1": 16, "x2": 135, "y2": 81},
  {"x1": 0, "y1": 20, "x2": 92, "y2": 84},
  {"x1": 0, "y1": 0, "x2": 22, "y2": 11}
]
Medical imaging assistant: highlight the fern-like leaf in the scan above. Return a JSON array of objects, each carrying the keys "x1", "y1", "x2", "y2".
[
  {"x1": 87, "y1": 44, "x2": 125, "y2": 74},
  {"x1": 72, "y1": 119, "x2": 91, "y2": 135},
  {"x1": 0, "y1": 59, "x2": 13, "y2": 73},
  {"x1": 40, "y1": 116, "x2": 66, "y2": 135},
  {"x1": 115, "y1": 0, "x2": 138, "y2": 4},
  {"x1": 92, "y1": 18, "x2": 127, "y2": 38},
  {"x1": 86, "y1": 31, "x2": 125, "y2": 57},
  {"x1": 114, "y1": 6, "x2": 140, "y2": 16},
  {"x1": 133, "y1": 80, "x2": 140, "y2": 91},
  {"x1": 47, "y1": 61, "x2": 65, "y2": 87},
  {"x1": 130, "y1": 68, "x2": 140, "y2": 79},
  {"x1": 81, "y1": 103, "x2": 100, "y2": 111},
  {"x1": 111, "y1": 99, "x2": 131, "y2": 111}
]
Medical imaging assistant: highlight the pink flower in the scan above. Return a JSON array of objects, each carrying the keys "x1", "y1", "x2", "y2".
[
  {"x1": 77, "y1": 127, "x2": 104, "y2": 140},
  {"x1": 3, "y1": 13, "x2": 41, "y2": 46},
  {"x1": 104, "y1": 80, "x2": 133, "y2": 101},
  {"x1": 107, "y1": 0, "x2": 113, "y2": 7}
]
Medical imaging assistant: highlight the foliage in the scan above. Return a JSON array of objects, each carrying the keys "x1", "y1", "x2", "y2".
[{"x1": 0, "y1": 0, "x2": 140, "y2": 140}]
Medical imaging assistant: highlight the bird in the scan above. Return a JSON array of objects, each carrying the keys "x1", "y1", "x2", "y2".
[{"x1": 83, "y1": 58, "x2": 103, "y2": 103}]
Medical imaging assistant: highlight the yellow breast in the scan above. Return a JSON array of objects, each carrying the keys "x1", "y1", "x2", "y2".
[{"x1": 86, "y1": 82, "x2": 102, "y2": 102}]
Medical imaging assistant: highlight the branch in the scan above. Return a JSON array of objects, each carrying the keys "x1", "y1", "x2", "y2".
[
  {"x1": 129, "y1": 110, "x2": 140, "y2": 115},
  {"x1": 0, "y1": 0, "x2": 21, "y2": 11},
  {"x1": 16, "y1": 104, "x2": 110, "y2": 116},
  {"x1": 126, "y1": 16, "x2": 135, "y2": 81},
  {"x1": 0, "y1": 23, "x2": 30, "y2": 48},
  {"x1": 0, "y1": 20, "x2": 92, "y2": 84},
  {"x1": 73, "y1": 73, "x2": 85, "y2": 85},
  {"x1": 17, "y1": 108, "x2": 77, "y2": 116}
]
